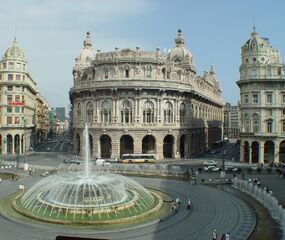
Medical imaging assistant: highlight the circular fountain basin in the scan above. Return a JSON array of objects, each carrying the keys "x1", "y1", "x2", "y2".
[{"x1": 13, "y1": 172, "x2": 163, "y2": 224}]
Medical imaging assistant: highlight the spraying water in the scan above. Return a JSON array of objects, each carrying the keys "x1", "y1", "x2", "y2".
[{"x1": 84, "y1": 123, "x2": 90, "y2": 177}]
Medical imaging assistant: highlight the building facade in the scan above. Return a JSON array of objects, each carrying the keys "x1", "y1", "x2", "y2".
[
  {"x1": 55, "y1": 107, "x2": 66, "y2": 121},
  {"x1": 237, "y1": 29, "x2": 285, "y2": 164},
  {"x1": 223, "y1": 102, "x2": 239, "y2": 138},
  {"x1": 35, "y1": 93, "x2": 49, "y2": 144},
  {"x1": 70, "y1": 31, "x2": 224, "y2": 160},
  {"x1": 0, "y1": 39, "x2": 47, "y2": 155}
]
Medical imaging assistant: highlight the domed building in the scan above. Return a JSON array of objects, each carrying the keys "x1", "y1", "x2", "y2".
[
  {"x1": 70, "y1": 30, "x2": 224, "y2": 160},
  {"x1": 237, "y1": 28, "x2": 285, "y2": 164},
  {"x1": 0, "y1": 39, "x2": 49, "y2": 155}
]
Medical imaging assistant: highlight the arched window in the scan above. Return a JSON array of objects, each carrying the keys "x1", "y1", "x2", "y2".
[
  {"x1": 104, "y1": 67, "x2": 108, "y2": 79},
  {"x1": 282, "y1": 121, "x2": 285, "y2": 132},
  {"x1": 125, "y1": 65, "x2": 130, "y2": 78},
  {"x1": 252, "y1": 114, "x2": 259, "y2": 133},
  {"x1": 121, "y1": 100, "x2": 132, "y2": 124},
  {"x1": 164, "y1": 101, "x2": 173, "y2": 123},
  {"x1": 101, "y1": 101, "x2": 111, "y2": 123},
  {"x1": 180, "y1": 103, "x2": 186, "y2": 123},
  {"x1": 143, "y1": 101, "x2": 154, "y2": 123},
  {"x1": 162, "y1": 67, "x2": 166, "y2": 79},
  {"x1": 86, "y1": 102, "x2": 93, "y2": 123}
]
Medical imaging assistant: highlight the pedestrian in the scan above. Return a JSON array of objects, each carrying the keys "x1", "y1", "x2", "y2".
[
  {"x1": 176, "y1": 197, "x2": 181, "y2": 205},
  {"x1": 225, "y1": 232, "x2": 230, "y2": 240},
  {"x1": 212, "y1": 229, "x2": 217, "y2": 240},
  {"x1": 221, "y1": 233, "x2": 226, "y2": 240},
  {"x1": 187, "y1": 198, "x2": 191, "y2": 209}
]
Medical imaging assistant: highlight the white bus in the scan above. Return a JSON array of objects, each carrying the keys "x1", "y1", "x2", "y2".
[{"x1": 121, "y1": 154, "x2": 156, "y2": 163}]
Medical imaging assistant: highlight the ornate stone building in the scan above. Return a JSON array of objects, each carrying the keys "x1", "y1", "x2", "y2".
[
  {"x1": 237, "y1": 29, "x2": 285, "y2": 164},
  {"x1": 224, "y1": 102, "x2": 239, "y2": 138},
  {"x1": 70, "y1": 30, "x2": 224, "y2": 160},
  {"x1": 0, "y1": 39, "x2": 48, "y2": 155}
]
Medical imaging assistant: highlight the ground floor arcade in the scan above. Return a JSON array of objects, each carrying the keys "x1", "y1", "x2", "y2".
[
  {"x1": 73, "y1": 127, "x2": 222, "y2": 160},
  {"x1": 239, "y1": 138, "x2": 285, "y2": 164}
]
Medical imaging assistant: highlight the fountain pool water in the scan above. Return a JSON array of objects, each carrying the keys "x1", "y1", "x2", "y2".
[{"x1": 13, "y1": 124, "x2": 163, "y2": 224}]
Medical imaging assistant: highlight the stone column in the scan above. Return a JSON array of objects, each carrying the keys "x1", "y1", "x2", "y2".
[
  {"x1": 112, "y1": 134, "x2": 120, "y2": 159},
  {"x1": 259, "y1": 140, "x2": 264, "y2": 164},
  {"x1": 249, "y1": 143, "x2": 252, "y2": 164},
  {"x1": 240, "y1": 141, "x2": 244, "y2": 162},
  {"x1": 133, "y1": 136, "x2": 142, "y2": 154},
  {"x1": 274, "y1": 139, "x2": 280, "y2": 163},
  {"x1": 156, "y1": 139, "x2": 164, "y2": 160}
]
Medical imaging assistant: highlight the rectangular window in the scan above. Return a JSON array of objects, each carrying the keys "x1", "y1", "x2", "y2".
[
  {"x1": 2, "y1": 63, "x2": 7, "y2": 69},
  {"x1": 283, "y1": 94, "x2": 285, "y2": 104},
  {"x1": 7, "y1": 117, "x2": 12, "y2": 124},
  {"x1": 7, "y1": 86, "x2": 13, "y2": 91},
  {"x1": 7, "y1": 107, "x2": 12, "y2": 113},
  {"x1": 16, "y1": 74, "x2": 21, "y2": 81},
  {"x1": 267, "y1": 68, "x2": 272, "y2": 75},
  {"x1": 8, "y1": 62, "x2": 14, "y2": 70},
  {"x1": 244, "y1": 94, "x2": 249, "y2": 104},
  {"x1": 14, "y1": 117, "x2": 20, "y2": 124},
  {"x1": 15, "y1": 86, "x2": 21, "y2": 91},
  {"x1": 15, "y1": 107, "x2": 20, "y2": 113},
  {"x1": 8, "y1": 74, "x2": 13, "y2": 81},
  {"x1": 267, "y1": 94, "x2": 272, "y2": 104},
  {"x1": 267, "y1": 122, "x2": 272, "y2": 133},
  {"x1": 283, "y1": 122, "x2": 285, "y2": 132},
  {"x1": 252, "y1": 69, "x2": 257, "y2": 76},
  {"x1": 16, "y1": 63, "x2": 21, "y2": 70},
  {"x1": 7, "y1": 95, "x2": 12, "y2": 103},
  {"x1": 0, "y1": 74, "x2": 2, "y2": 80},
  {"x1": 15, "y1": 95, "x2": 21, "y2": 102},
  {"x1": 283, "y1": 109, "x2": 285, "y2": 116},
  {"x1": 23, "y1": 64, "x2": 26, "y2": 71},
  {"x1": 252, "y1": 94, "x2": 258, "y2": 104}
]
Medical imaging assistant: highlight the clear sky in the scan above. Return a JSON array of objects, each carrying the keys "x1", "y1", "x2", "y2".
[{"x1": 1, "y1": 0, "x2": 284, "y2": 110}]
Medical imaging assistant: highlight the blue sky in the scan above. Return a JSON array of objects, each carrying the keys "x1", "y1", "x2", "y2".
[{"x1": 0, "y1": 0, "x2": 284, "y2": 110}]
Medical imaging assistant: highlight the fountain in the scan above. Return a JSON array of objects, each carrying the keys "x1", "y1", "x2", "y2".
[{"x1": 13, "y1": 124, "x2": 163, "y2": 224}]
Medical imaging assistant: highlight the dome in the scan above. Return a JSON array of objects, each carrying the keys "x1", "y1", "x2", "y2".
[
  {"x1": 75, "y1": 32, "x2": 96, "y2": 68},
  {"x1": 168, "y1": 29, "x2": 193, "y2": 63},
  {"x1": 2, "y1": 38, "x2": 26, "y2": 61},
  {"x1": 242, "y1": 28, "x2": 269, "y2": 52}
]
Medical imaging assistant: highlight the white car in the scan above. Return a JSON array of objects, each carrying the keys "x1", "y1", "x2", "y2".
[
  {"x1": 203, "y1": 160, "x2": 217, "y2": 166},
  {"x1": 95, "y1": 159, "x2": 110, "y2": 166},
  {"x1": 204, "y1": 165, "x2": 220, "y2": 172}
]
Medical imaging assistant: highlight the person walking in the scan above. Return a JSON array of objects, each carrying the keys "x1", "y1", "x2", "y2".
[
  {"x1": 212, "y1": 229, "x2": 217, "y2": 240},
  {"x1": 187, "y1": 198, "x2": 191, "y2": 209},
  {"x1": 176, "y1": 197, "x2": 181, "y2": 205}
]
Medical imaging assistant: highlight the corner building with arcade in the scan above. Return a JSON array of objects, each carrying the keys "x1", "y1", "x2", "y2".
[{"x1": 69, "y1": 30, "x2": 224, "y2": 160}]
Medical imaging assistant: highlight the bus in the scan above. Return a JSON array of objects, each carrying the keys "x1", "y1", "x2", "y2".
[
  {"x1": 121, "y1": 154, "x2": 156, "y2": 163},
  {"x1": 213, "y1": 140, "x2": 223, "y2": 149}
]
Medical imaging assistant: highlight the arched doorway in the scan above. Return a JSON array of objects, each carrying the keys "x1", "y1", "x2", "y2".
[
  {"x1": 7, "y1": 134, "x2": 13, "y2": 154},
  {"x1": 251, "y1": 141, "x2": 259, "y2": 163},
  {"x1": 163, "y1": 135, "x2": 174, "y2": 158},
  {"x1": 89, "y1": 134, "x2": 93, "y2": 157},
  {"x1": 279, "y1": 141, "x2": 285, "y2": 163},
  {"x1": 120, "y1": 135, "x2": 134, "y2": 158},
  {"x1": 264, "y1": 141, "x2": 274, "y2": 163},
  {"x1": 100, "y1": 135, "x2": 111, "y2": 158},
  {"x1": 142, "y1": 135, "x2": 156, "y2": 154},
  {"x1": 180, "y1": 134, "x2": 186, "y2": 158},
  {"x1": 14, "y1": 135, "x2": 20, "y2": 154},
  {"x1": 244, "y1": 141, "x2": 249, "y2": 163},
  {"x1": 75, "y1": 134, "x2": 80, "y2": 155}
]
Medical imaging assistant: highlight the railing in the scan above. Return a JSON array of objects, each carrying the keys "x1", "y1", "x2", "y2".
[{"x1": 232, "y1": 178, "x2": 285, "y2": 238}]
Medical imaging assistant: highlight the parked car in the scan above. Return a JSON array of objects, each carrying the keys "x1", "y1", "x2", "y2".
[
  {"x1": 203, "y1": 160, "x2": 217, "y2": 166},
  {"x1": 105, "y1": 157, "x2": 119, "y2": 163},
  {"x1": 251, "y1": 164, "x2": 261, "y2": 171},
  {"x1": 204, "y1": 165, "x2": 220, "y2": 172},
  {"x1": 70, "y1": 158, "x2": 83, "y2": 165},
  {"x1": 224, "y1": 165, "x2": 239, "y2": 172}
]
